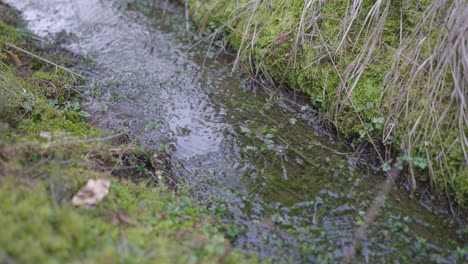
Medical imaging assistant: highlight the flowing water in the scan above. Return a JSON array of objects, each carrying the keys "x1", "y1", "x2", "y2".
[{"x1": 6, "y1": 0, "x2": 467, "y2": 262}]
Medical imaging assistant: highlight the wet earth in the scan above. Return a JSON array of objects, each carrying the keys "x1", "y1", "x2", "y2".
[{"x1": 6, "y1": 0, "x2": 467, "y2": 262}]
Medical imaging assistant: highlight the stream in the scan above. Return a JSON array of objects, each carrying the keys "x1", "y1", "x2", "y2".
[{"x1": 6, "y1": 0, "x2": 467, "y2": 262}]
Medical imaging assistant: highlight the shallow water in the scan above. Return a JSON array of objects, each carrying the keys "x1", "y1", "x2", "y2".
[{"x1": 6, "y1": 0, "x2": 467, "y2": 262}]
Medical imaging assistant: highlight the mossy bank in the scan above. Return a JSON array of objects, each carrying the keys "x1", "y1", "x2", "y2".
[
  {"x1": 0, "y1": 3, "x2": 253, "y2": 263},
  {"x1": 179, "y1": 0, "x2": 468, "y2": 208}
]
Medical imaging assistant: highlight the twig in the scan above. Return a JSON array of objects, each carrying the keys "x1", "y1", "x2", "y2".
[
  {"x1": 6, "y1": 43, "x2": 85, "y2": 79},
  {"x1": 184, "y1": 0, "x2": 190, "y2": 32},
  {"x1": 341, "y1": 167, "x2": 401, "y2": 263},
  {"x1": 46, "y1": 133, "x2": 125, "y2": 148}
]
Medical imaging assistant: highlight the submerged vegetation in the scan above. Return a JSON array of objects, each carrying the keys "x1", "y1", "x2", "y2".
[
  {"x1": 180, "y1": 0, "x2": 468, "y2": 208},
  {"x1": 0, "y1": 4, "x2": 251, "y2": 262}
]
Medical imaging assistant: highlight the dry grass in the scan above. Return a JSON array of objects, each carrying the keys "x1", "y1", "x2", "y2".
[{"x1": 383, "y1": 0, "x2": 467, "y2": 200}]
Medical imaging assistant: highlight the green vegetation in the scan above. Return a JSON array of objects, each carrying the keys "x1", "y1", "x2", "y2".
[
  {"x1": 181, "y1": 0, "x2": 468, "y2": 207},
  {"x1": 0, "y1": 6, "x2": 252, "y2": 263}
]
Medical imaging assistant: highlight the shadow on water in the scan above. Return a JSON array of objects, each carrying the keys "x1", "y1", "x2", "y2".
[{"x1": 6, "y1": 0, "x2": 466, "y2": 262}]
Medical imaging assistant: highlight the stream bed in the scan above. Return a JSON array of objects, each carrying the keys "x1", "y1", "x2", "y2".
[{"x1": 6, "y1": 0, "x2": 467, "y2": 262}]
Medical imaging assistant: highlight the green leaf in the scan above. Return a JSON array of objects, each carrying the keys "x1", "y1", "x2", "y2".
[
  {"x1": 372, "y1": 117, "x2": 384, "y2": 124},
  {"x1": 381, "y1": 162, "x2": 391, "y2": 172},
  {"x1": 48, "y1": 99, "x2": 58, "y2": 108},
  {"x1": 413, "y1": 157, "x2": 428, "y2": 170},
  {"x1": 70, "y1": 101, "x2": 81, "y2": 111},
  {"x1": 239, "y1": 126, "x2": 250, "y2": 134},
  {"x1": 22, "y1": 100, "x2": 32, "y2": 112},
  {"x1": 78, "y1": 110, "x2": 91, "y2": 118}
]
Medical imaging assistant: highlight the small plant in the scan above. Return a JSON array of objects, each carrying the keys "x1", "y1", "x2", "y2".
[
  {"x1": 395, "y1": 154, "x2": 428, "y2": 170},
  {"x1": 99, "y1": 104, "x2": 109, "y2": 113},
  {"x1": 380, "y1": 162, "x2": 391, "y2": 172},
  {"x1": 359, "y1": 117, "x2": 385, "y2": 139},
  {"x1": 381, "y1": 154, "x2": 428, "y2": 172},
  {"x1": 83, "y1": 50, "x2": 98, "y2": 67},
  {"x1": 145, "y1": 121, "x2": 159, "y2": 131},
  {"x1": 89, "y1": 82, "x2": 104, "y2": 98}
]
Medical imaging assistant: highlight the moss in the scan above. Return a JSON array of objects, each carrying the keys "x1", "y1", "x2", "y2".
[
  {"x1": 0, "y1": 23, "x2": 25, "y2": 43},
  {"x1": 454, "y1": 168, "x2": 468, "y2": 207},
  {"x1": 0, "y1": 17, "x2": 253, "y2": 263},
  {"x1": 0, "y1": 176, "x2": 251, "y2": 263},
  {"x1": 0, "y1": 89, "x2": 22, "y2": 126}
]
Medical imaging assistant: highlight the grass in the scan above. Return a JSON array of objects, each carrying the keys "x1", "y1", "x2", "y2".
[
  {"x1": 0, "y1": 5, "x2": 253, "y2": 263},
  {"x1": 177, "y1": 0, "x2": 468, "y2": 209}
]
